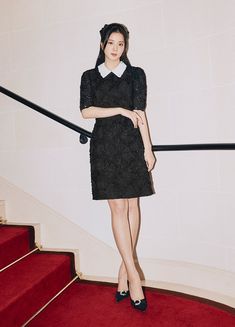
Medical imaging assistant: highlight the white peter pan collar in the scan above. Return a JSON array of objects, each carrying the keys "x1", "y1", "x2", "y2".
[{"x1": 98, "y1": 61, "x2": 127, "y2": 78}]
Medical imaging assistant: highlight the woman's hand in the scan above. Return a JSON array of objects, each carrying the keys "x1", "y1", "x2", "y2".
[
  {"x1": 120, "y1": 108, "x2": 144, "y2": 128},
  {"x1": 144, "y1": 148, "x2": 156, "y2": 172}
]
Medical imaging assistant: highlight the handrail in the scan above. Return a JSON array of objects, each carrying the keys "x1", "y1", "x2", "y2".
[
  {"x1": 1, "y1": 85, "x2": 235, "y2": 151},
  {"x1": 0, "y1": 85, "x2": 90, "y2": 144}
]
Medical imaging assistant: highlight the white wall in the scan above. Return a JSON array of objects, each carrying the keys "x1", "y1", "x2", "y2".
[{"x1": 0, "y1": 0, "x2": 235, "y2": 292}]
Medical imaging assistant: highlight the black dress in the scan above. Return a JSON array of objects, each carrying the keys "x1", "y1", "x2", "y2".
[{"x1": 80, "y1": 63, "x2": 154, "y2": 200}]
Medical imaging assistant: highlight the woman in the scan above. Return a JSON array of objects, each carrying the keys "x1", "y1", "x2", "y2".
[{"x1": 80, "y1": 23, "x2": 156, "y2": 311}]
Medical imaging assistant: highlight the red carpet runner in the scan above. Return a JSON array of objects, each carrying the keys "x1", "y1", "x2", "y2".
[{"x1": 0, "y1": 224, "x2": 234, "y2": 326}]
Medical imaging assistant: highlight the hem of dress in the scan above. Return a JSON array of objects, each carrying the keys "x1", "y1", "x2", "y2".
[{"x1": 92, "y1": 191, "x2": 155, "y2": 200}]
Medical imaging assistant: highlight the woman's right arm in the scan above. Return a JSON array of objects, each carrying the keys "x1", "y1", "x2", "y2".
[
  {"x1": 81, "y1": 106, "x2": 122, "y2": 119},
  {"x1": 81, "y1": 106, "x2": 144, "y2": 128}
]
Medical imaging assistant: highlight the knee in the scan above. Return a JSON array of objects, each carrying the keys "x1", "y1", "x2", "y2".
[{"x1": 108, "y1": 199, "x2": 128, "y2": 216}]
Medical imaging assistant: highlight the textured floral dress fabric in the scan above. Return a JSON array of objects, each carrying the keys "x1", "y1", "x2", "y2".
[{"x1": 80, "y1": 64, "x2": 154, "y2": 200}]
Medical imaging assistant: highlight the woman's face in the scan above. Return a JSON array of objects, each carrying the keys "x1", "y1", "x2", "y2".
[{"x1": 101, "y1": 32, "x2": 125, "y2": 62}]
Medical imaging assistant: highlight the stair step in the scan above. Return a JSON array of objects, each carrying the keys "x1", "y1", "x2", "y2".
[
  {"x1": 0, "y1": 251, "x2": 75, "y2": 327},
  {"x1": 0, "y1": 247, "x2": 39, "y2": 272},
  {"x1": 23, "y1": 275, "x2": 79, "y2": 326},
  {"x1": 0, "y1": 225, "x2": 35, "y2": 269}
]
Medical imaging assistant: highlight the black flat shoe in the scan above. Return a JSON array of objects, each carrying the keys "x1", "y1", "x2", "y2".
[
  {"x1": 115, "y1": 290, "x2": 130, "y2": 302},
  {"x1": 130, "y1": 298, "x2": 147, "y2": 311}
]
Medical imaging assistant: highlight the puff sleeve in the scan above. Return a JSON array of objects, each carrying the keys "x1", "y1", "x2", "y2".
[
  {"x1": 80, "y1": 71, "x2": 93, "y2": 110},
  {"x1": 132, "y1": 67, "x2": 147, "y2": 111}
]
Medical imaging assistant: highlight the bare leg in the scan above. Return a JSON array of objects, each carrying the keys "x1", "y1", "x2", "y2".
[
  {"x1": 108, "y1": 198, "x2": 144, "y2": 301},
  {"x1": 118, "y1": 198, "x2": 140, "y2": 291}
]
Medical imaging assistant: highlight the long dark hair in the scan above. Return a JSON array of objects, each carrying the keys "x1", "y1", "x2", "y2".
[{"x1": 95, "y1": 23, "x2": 131, "y2": 68}]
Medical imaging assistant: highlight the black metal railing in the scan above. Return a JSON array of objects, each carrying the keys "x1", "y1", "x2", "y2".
[{"x1": 1, "y1": 85, "x2": 235, "y2": 151}]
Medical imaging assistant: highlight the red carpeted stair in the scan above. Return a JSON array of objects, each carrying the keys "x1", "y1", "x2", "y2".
[
  {"x1": 0, "y1": 225, "x2": 35, "y2": 269},
  {"x1": 0, "y1": 252, "x2": 74, "y2": 326},
  {"x1": 0, "y1": 224, "x2": 76, "y2": 327},
  {"x1": 0, "y1": 224, "x2": 234, "y2": 327}
]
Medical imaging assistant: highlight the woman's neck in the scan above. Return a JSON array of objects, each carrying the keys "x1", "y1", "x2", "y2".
[{"x1": 104, "y1": 59, "x2": 120, "y2": 70}]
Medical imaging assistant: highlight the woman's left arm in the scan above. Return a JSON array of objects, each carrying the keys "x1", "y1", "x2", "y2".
[{"x1": 134, "y1": 109, "x2": 156, "y2": 172}]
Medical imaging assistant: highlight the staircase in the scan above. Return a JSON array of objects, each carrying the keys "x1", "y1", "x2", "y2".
[{"x1": 0, "y1": 223, "x2": 78, "y2": 326}]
